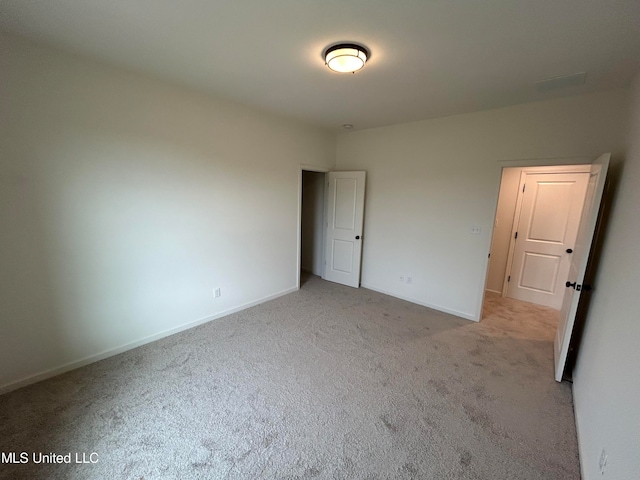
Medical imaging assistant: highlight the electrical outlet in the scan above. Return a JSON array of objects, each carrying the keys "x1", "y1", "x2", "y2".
[
  {"x1": 599, "y1": 449, "x2": 608, "y2": 474},
  {"x1": 406, "y1": 276, "x2": 413, "y2": 284},
  {"x1": 399, "y1": 276, "x2": 404, "y2": 283},
  {"x1": 214, "y1": 288, "x2": 221, "y2": 298},
  {"x1": 471, "y1": 226, "x2": 481, "y2": 235}
]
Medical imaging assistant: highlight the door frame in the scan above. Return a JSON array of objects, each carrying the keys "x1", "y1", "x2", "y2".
[
  {"x1": 297, "y1": 164, "x2": 330, "y2": 290},
  {"x1": 500, "y1": 164, "x2": 592, "y2": 301}
]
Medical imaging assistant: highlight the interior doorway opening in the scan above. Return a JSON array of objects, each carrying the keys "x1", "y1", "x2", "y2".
[
  {"x1": 297, "y1": 167, "x2": 367, "y2": 290},
  {"x1": 486, "y1": 164, "x2": 591, "y2": 310},
  {"x1": 481, "y1": 154, "x2": 610, "y2": 382},
  {"x1": 300, "y1": 169, "x2": 326, "y2": 286}
]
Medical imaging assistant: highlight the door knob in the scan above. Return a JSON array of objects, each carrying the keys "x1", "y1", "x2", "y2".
[
  {"x1": 355, "y1": 235, "x2": 360, "y2": 240},
  {"x1": 566, "y1": 281, "x2": 592, "y2": 292},
  {"x1": 566, "y1": 248, "x2": 573, "y2": 253}
]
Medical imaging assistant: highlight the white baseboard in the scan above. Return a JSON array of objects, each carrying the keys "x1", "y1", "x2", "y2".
[
  {"x1": 485, "y1": 288, "x2": 502, "y2": 295},
  {"x1": 0, "y1": 286, "x2": 298, "y2": 395},
  {"x1": 572, "y1": 376, "x2": 588, "y2": 480},
  {"x1": 360, "y1": 283, "x2": 477, "y2": 321}
]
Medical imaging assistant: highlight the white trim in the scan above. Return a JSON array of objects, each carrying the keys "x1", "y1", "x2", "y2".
[
  {"x1": 361, "y1": 283, "x2": 477, "y2": 321},
  {"x1": 485, "y1": 288, "x2": 502, "y2": 295},
  {"x1": 0, "y1": 286, "x2": 297, "y2": 395}
]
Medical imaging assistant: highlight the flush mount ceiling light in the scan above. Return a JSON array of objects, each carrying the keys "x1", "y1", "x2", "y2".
[{"x1": 324, "y1": 43, "x2": 368, "y2": 73}]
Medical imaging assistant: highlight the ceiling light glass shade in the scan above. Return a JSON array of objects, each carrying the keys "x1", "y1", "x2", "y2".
[{"x1": 325, "y1": 44, "x2": 368, "y2": 73}]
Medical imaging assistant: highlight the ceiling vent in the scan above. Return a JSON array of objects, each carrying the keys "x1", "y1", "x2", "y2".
[{"x1": 536, "y1": 72, "x2": 587, "y2": 92}]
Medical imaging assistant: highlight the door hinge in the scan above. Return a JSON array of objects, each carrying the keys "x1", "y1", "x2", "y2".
[
  {"x1": 514, "y1": 231, "x2": 518, "y2": 239},
  {"x1": 488, "y1": 253, "x2": 491, "y2": 258},
  {"x1": 523, "y1": 184, "x2": 526, "y2": 192},
  {"x1": 507, "y1": 275, "x2": 511, "y2": 282}
]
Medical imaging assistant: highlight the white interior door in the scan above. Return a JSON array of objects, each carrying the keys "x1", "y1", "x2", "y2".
[
  {"x1": 554, "y1": 153, "x2": 610, "y2": 382},
  {"x1": 323, "y1": 171, "x2": 366, "y2": 288},
  {"x1": 507, "y1": 172, "x2": 589, "y2": 309}
]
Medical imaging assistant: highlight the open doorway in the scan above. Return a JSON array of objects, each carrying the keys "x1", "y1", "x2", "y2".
[
  {"x1": 486, "y1": 164, "x2": 591, "y2": 310},
  {"x1": 297, "y1": 167, "x2": 367, "y2": 290},
  {"x1": 482, "y1": 154, "x2": 610, "y2": 382},
  {"x1": 299, "y1": 168, "x2": 327, "y2": 286}
]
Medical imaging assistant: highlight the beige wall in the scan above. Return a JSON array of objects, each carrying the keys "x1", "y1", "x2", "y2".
[
  {"x1": 572, "y1": 75, "x2": 640, "y2": 479},
  {"x1": 0, "y1": 35, "x2": 335, "y2": 391},
  {"x1": 336, "y1": 90, "x2": 628, "y2": 320}
]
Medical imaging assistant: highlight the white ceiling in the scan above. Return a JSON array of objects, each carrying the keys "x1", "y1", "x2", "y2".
[{"x1": 2, "y1": 0, "x2": 640, "y2": 131}]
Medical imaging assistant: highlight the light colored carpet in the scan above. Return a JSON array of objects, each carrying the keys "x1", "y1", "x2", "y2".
[{"x1": 0, "y1": 275, "x2": 579, "y2": 479}]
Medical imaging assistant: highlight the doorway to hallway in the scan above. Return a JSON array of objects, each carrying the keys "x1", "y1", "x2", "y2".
[{"x1": 486, "y1": 165, "x2": 590, "y2": 310}]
